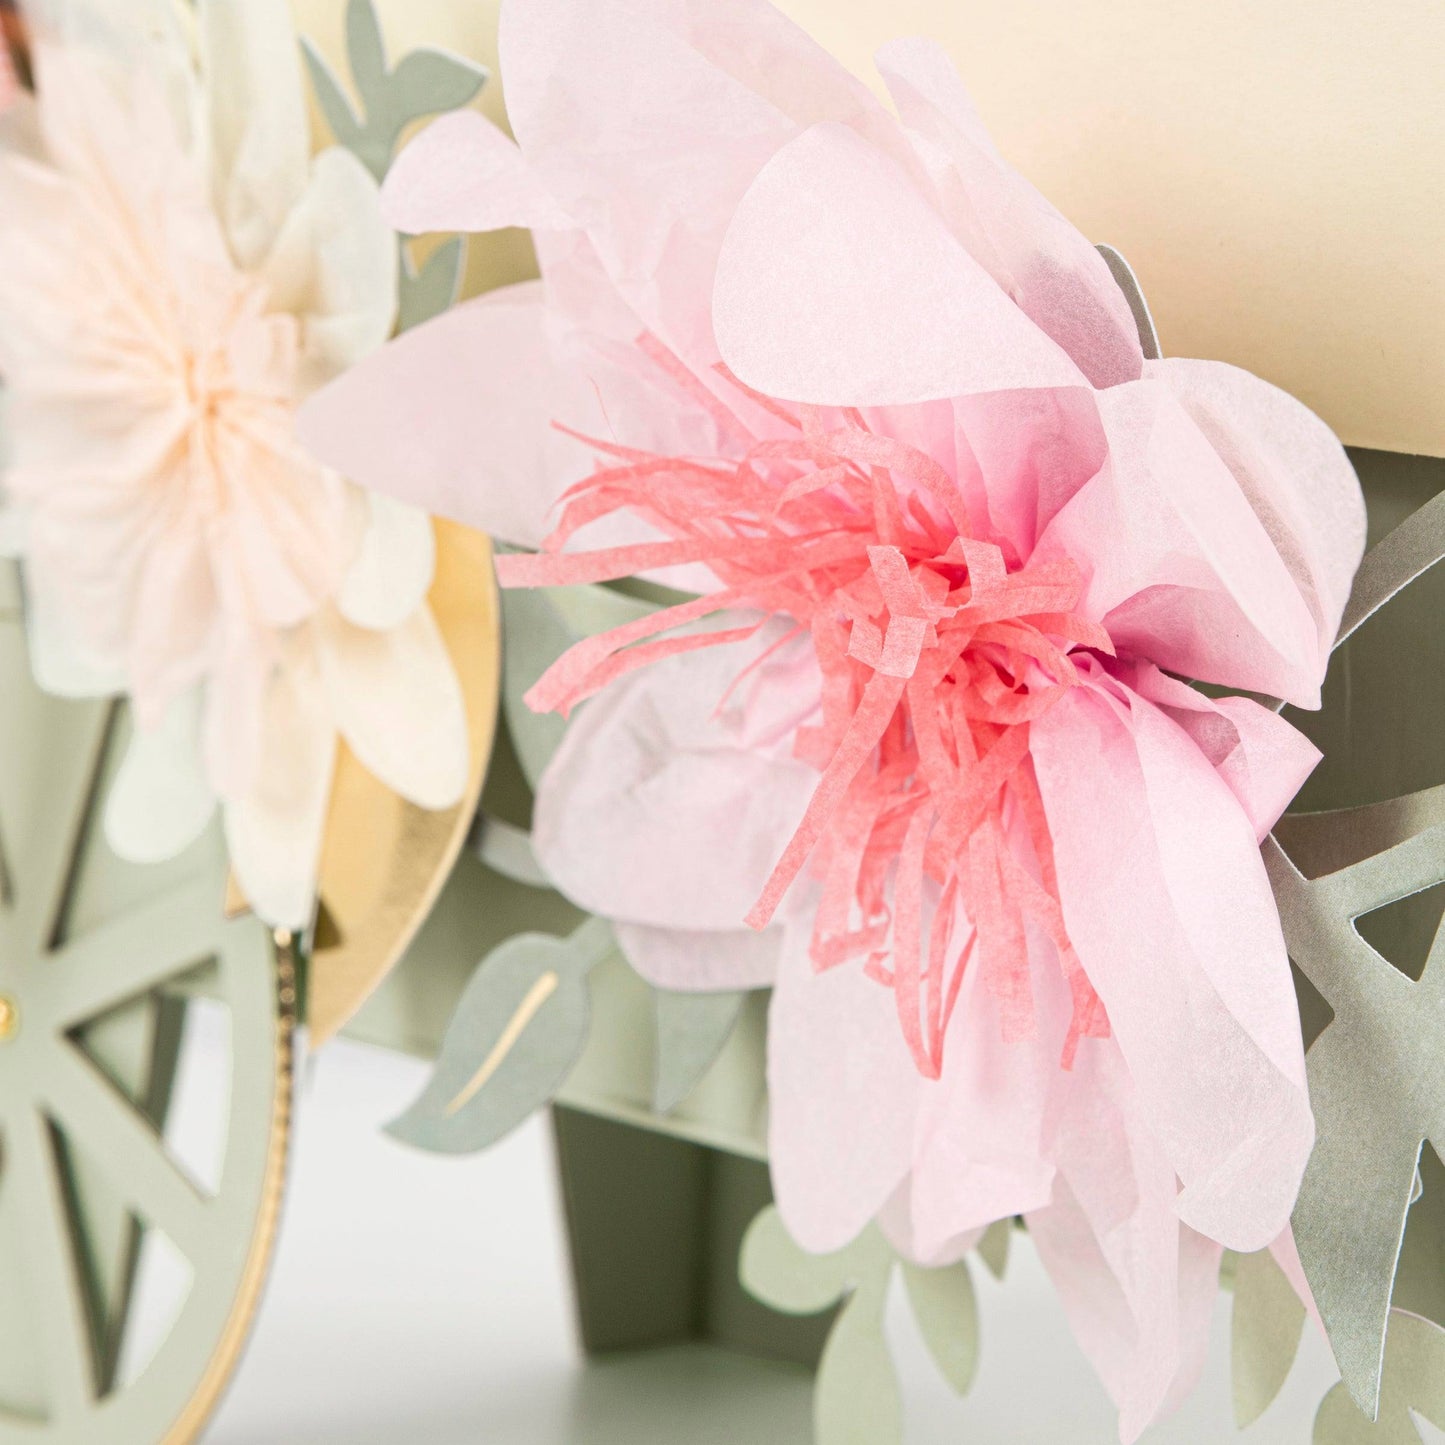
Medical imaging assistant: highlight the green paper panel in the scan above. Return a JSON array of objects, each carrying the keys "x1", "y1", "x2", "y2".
[{"x1": 551, "y1": 1108, "x2": 833, "y2": 1368}]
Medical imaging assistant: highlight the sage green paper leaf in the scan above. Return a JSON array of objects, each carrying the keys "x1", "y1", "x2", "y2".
[
  {"x1": 740, "y1": 1207, "x2": 914, "y2": 1445},
  {"x1": 398, "y1": 235, "x2": 463, "y2": 333},
  {"x1": 385, "y1": 920, "x2": 611, "y2": 1153},
  {"x1": 1315, "y1": 1310, "x2": 1445, "y2": 1443},
  {"x1": 305, "y1": 0, "x2": 486, "y2": 183},
  {"x1": 389, "y1": 48, "x2": 489, "y2": 120},
  {"x1": 501, "y1": 588, "x2": 579, "y2": 789},
  {"x1": 816, "y1": 1293, "x2": 903, "y2": 1445},
  {"x1": 740, "y1": 1205, "x2": 891, "y2": 1317},
  {"x1": 652, "y1": 988, "x2": 745, "y2": 1114},
  {"x1": 977, "y1": 1218, "x2": 1011, "y2": 1281},
  {"x1": 471, "y1": 814, "x2": 550, "y2": 889},
  {"x1": 301, "y1": 42, "x2": 362, "y2": 151},
  {"x1": 344, "y1": 0, "x2": 387, "y2": 95},
  {"x1": 1266, "y1": 791, "x2": 1445, "y2": 1416},
  {"x1": 741, "y1": 1205, "x2": 851, "y2": 1316},
  {"x1": 1264, "y1": 486, "x2": 1445, "y2": 1416},
  {"x1": 902, "y1": 1259, "x2": 979, "y2": 1396},
  {"x1": 501, "y1": 584, "x2": 658, "y2": 789},
  {"x1": 1232, "y1": 1246, "x2": 1307, "y2": 1427}
]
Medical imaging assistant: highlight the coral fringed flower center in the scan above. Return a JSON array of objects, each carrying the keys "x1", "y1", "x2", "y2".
[{"x1": 498, "y1": 354, "x2": 1114, "y2": 1077}]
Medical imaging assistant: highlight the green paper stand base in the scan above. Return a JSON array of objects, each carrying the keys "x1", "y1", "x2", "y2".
[{"x1": 552, "y1": 1106, "x2": 833, "y2": 1365}]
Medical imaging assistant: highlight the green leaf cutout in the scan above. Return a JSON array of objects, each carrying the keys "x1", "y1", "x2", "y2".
[
  {"x1": 740, "y1": 1207, "x2": 900, "y2": 1445},
  {"x1": 901, "y1": 1259, "x2": 979, "y2": 1396},
  {"x1": 1264, "y1": 493, "x2": 1445, "y2": 1417},
  {"x1": 1266, "y1": 789, "x2": 1445, "y2": 1417},
  {"x1": 385, "y1": 918, "x2": 612, "y2": 1153},
  {"x1": 740, "y1": 1204, "x2": 890, "y2": 1317},
  {"x1": 740, "y1": 1206, "x2": 989, "y2": 1442},
  {"x1": 501, "y1": 584, "x2": 659, "y2": 790},
  {"x1": 301, "y1": 41, "x2": 363, "y2": 153},
  {"x1": 816, "y1": 1292, "x2": 904, "y2": 1445},
  {"x1": 500, "y1": 588, "x2": 575, "y2": 790},
  {"x1": 652, "y1": 988, "x2": 745, "y2": 1114},
  {"x1": 1232, "y1": 1246, "x2": 1307, "y2": 1427},
  {"x1": 977, "y1": 1217, "x2": 1012, "y2": 1281},
  {"x1": 398, "y1": 235, "x2": 464, "y2": 333},
  {"x1": 343, "y1": 0, "x2": 387, "y2": 96},
  {"x1": 1315, "y1": 1310, "x2": 1445, "y2": 1443},
  {"x1": 303, "y1": 0, "x2": 486, "y2": 183},
  {"x1": 471, "y1": 814, "x2": 551, "y2": 889},
  {"x1": 390, "y1": 47, "x2": 492, "y2": 121}
]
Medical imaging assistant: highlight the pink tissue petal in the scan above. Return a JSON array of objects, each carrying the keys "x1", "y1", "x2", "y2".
[
  {"x1": 714, "y1": 121, "x2": 1085, "y2": 405},
  {"x1": 382, "y1": 108, "x2": 573, "y2": 236},
  {"x1": 1269, "y1": 1224, "x2": 1325, "y2": 1333},
  {"x1": 1037, "y1": 378, "x2": 1327, "y2": 707},
  {"x1": 768, "y1": 907, "x2": 922, "y2": 1254},
  {"x1": 500, "y1": 0, "x2": 890, "y2": 371},
  {"x1": 613, "y1": 921, "x2": 781, "y2": 992},
  {"x1": 907, "y1": 916, "x2": 1067, "y2": 1254},
  {"x1": 298, "y1": 282, "x2": 604, "y2": 548},
  {"x1": 876, "y1": 1178, "x2": 983, "y2": 1268},
  {"x1": 950, "y1": 385, "x2": 1107, "y2": 560},
  {"x1": 1152, "y1": 357, "x2": 1366, "y2": 668},
  {"x1": 1027, "y1": 1041, "x2": 1222, "y2": 1444},
  {"x1": 1032, "y1": 679, "x2": 1314, "y2": 1253},
  {"x1": 1126, "y1": 661, "x2": 1320, "y2": 839},
  {"x1": 875, "y1": 37, "x2": 1143, "y2": 389},
  {"x1": 532, "y1": 637, "x2": 819, "y2": 932}
]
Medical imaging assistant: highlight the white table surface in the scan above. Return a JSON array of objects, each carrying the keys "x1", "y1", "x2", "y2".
[{"x1": 161, "y1": 1019, "x2": 1344, "y2": 1445}]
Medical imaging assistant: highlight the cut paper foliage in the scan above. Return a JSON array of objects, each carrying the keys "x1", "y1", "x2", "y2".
[
  {"x1": 1232, "y1": 1246, "x2": 1308, "y2": 1428},
  {"x1": 740, "y1": 1204, "x2": 981, "y2": 1445},
  {"x1": 652, "y1": 988, "x2": 745, "y2": 1115},
  {"x1": 1264, "y1": 492, "x2": 1445, "y2": 1419},
  {"x1": 1314, "y1": 1311, "x2": 1445, "y2": 1444},
  {"x1": 301, "y1": 0, "x2": 486, "y2": 182},
  {"x1": 387, "y1": 918, "x2": 614, "y2": 1153},
  {"x1": 302, "y1": 0, "x2": 485, "y2": 331},
  {"x1": 1266, "y1": 792, "x2": 1445, "y2": 1420}
]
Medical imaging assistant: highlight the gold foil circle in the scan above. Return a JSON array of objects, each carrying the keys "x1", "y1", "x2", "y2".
[{"x1": 307, "y1": 520, "x2": 500, "y2": 1045}]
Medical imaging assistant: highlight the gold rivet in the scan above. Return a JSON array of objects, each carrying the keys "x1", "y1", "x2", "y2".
[{"x1": 0, "y1": 995, "x2": 18, "y2": 1042}]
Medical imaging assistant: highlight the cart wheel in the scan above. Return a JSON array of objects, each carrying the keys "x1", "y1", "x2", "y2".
[{"x1": 0, "y1": 630, "x2": 292, "y2": 1443}]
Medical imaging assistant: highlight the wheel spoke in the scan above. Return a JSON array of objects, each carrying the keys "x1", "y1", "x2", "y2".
[
  {"x1": 4, "y1": 1103, "x2": 97, "y2": 1423},
  {"x1": 42, "y1": 1044, "x2": 213, "y2": 1261},
  {"x1": 5, "y1": 699, "x2": 112, "y2": 948},
  {"x1": 44, "y1": 878, "x2": 227, "y2": 1031}
]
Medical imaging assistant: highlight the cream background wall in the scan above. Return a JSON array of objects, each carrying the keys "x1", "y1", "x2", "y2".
[{"x1": 300, "y1": 0, "x2": 1445, "y2": 457}]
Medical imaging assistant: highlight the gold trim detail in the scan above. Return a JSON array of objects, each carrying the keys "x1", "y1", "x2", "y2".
[
  {"x1": 445, "y1": 971, "x2": 560, "y2": 1116},
  {"x1": 158, "y1": 935, "x2": 297, "y2": 1445}
]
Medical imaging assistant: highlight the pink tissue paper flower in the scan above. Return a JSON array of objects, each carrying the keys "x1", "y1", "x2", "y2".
[
  {"x1": 300, "y1": 0, "x2": 1366, "y2": 1434},
  {"x1": 0, "y1": 0, "x2": 469, "y2": 926}
]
